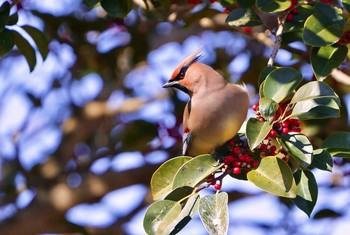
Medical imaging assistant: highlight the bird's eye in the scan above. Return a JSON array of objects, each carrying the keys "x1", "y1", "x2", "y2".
[{"x1": 178, "y1": 65, "x2": 188, "y2": 80}]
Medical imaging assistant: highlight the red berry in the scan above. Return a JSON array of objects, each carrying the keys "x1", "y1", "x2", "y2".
[
  {"x1": 292, "y1": 8, "x2": 298, "y2": 14},
  {"x1": 291, "y1": 0, "x2": 298, "y2": 5},
  {"x1": 260, "y1": 144, "x2": 268, "y2": 151},
  {"x1": 252, "y1": 160, "x2": 259, "y2": 168},
  {"x1": 292, "y1": 127, "x2": 301, "y2": 132},
  {"x1": 214, "y1": 183, "x2": 221, "y2": 190},
  {"x1": 224, "y1": 156, "x2": 234, "y2": 165},
  {"x1": 228, "y1": 140, "x2": 235, "y2": 146},
  {"x1": 270, "y1": 145, "x2": 277, "y2": 153},
  {"x1": 252, "y1": 104, "x2": 259, "y2": 111},
  {"x1": 269, "y1": 130, "x2": 277, "y2": 138},
  {"x1": 232, "y1": 167, "x2": 241, "y2": 175},
  {"x1": 243, "y1": 27, "x2": 252, "y2": 33},
  {"x1": 233, "y1": 146, "x2": 241, "y2": 155},
  {"x1": 282, "y1": 127, "x2": 289, "y2": 134},
  {"x1": 286, "y1": 14, "x2": 293, "y2": 22},
  {"x1": 258, "y1": 117, "x2": 265, "y2": 122},
  {"x1": 281, "y1": 122, "x2": 289, "y2": 128},
  {"x1": 282, "y1": 157, "x2": 289, "y2": 162},
  {"x1": 244, "y1": 155, "x2": 253, "y2": 163},
  {"x1": 239, "y1": 154, "x2": 245, "y2": 162}
]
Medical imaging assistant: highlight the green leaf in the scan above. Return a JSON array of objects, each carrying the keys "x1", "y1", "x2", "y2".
[
  {"x1": 22, "y1": 25, "x2": 49, "y2": 60},
  {"x1": 7, "y1": 12, "x2": 18, "y2": 26},
  {"x1": 143, "y1": 200, "x2": 182, "y2": 235},
  {"x1": 259, "y1": 97, "x2": 279, "y2": 121},
  {"x1": 290, "y1": 98, "x2": 340, "y2": 120},
  {"x1": 293, "y1": 170, "x2": 318, "y2": 217},
  {"x1": 311, "y1": 45, "x2": 348, "y2": 80},
  {"x1": 247, "y1": 156, "x2": 297, "y2": 198},
  {"x1": 199, "y1": 192, "x2": 229, "y2": 235},
  {"x1": 322, "y1": 132, "x2": 350, "y2": 158},
  {"x1": 172, "y1": 154, "x2": 221, "y2": 189},
  {"x1": 169, "y1": 195, "x2": 200, "y2": 235},
  {"x1": 279, "y1": 132, "x2": 313, "y2": 168},
  {"x1": 264, "y1": 67, "x2": 303, "y2": 103},
  {"x1": 13, "y1": 31, "x2": 36, "y2": 72},
  {"x1": 237, "y1": 0, "x2": 256, "y2": 8},
  {"x1": 101, "y1": 0, "x2": 133, "y2": 18},
  {"x1": 290, "y1": 81, "x2": 340, "y2": 105},
  {"x1": 151, "y1": 156, "x2": 192, "y2": 200},
  {"x1": 309, "y1": 149, "x2": 333, "y2": 172},
  {"x1": 84, "y1": 0, "x2": 101, "y2": 7},
  {"x1": 225, "y1": 8, "x2": 262, "y2": 27},
  {"x1": 256, "y1": 0, "x2": 291, "y2": 13},
  {"x1": 342, "y1": 0, "x2": 350, "y2": 13},
  {"x1": 0, "y1": 28, "x2": 14, "y2": 56},
  {"x1": 258, "y1": 66, "x2": 277, "y2": 87},
  {"x1": 303, "y1": 5, "x2": 344, "y2": 46},
  {"x1": 165, "y1": 186, "x2": 195, "y2": 202},
  {"x1": 284, "y1": 5, "x2": 316, "y2": 33},
  {"x1": 246, "y1": 117, "x2": 273, "y2": 150},
  {"x1": 0, "y1": 1, "x2": 10, "y2": 30}
]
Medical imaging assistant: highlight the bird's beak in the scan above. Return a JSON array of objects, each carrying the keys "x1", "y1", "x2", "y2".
[{"x1": 162, "y1": 80, "x2": 178, "y2": 88}]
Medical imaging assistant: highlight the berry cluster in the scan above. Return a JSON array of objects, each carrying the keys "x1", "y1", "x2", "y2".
[
  {"x1": 223, "y1": 141, "x2": 259, "y2": 175},
  {"x1": 286, "y1": 0, "x2": 299, "y2": 22},
  {"x1": 253, "y1": 100, "x2": 302, "y2": 138}
]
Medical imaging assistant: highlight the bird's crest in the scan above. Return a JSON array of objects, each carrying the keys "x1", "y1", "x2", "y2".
[{"x1": 170, "y1": 49, "x2": 202, "y2": 82}]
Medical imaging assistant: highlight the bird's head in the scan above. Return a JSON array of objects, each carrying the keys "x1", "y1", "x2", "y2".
[{"x1": 163, "y1": 50, "x2": 202, "y2": 95}]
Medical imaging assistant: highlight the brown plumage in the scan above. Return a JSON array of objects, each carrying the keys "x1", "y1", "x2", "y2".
[{"x1": 163, "y1": 51, "x2": 249, "y2": 156}]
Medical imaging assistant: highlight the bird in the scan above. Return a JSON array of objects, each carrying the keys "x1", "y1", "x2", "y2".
[{"x1": 163, "y1": 50, "x2": 249, "y2": 157}]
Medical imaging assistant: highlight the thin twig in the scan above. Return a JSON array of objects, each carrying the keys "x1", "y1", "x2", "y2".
[{"x1": 267, "y1": 15, "x2": 285, "y2": 67}]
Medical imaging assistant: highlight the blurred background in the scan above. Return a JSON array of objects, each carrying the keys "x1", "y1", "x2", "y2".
[{"x1": 1, "y1": 0, "x2": 350, "y2": 234}]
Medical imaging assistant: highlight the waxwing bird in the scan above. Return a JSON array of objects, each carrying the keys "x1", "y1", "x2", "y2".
[{"x1": 163, "y1": 51, "x2": 249, "y2": 157}]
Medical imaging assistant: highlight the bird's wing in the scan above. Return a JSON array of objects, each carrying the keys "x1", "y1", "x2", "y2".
[
  {"x1": 182, "y1": 130, "x2": 192, "y2": 156},
  {"x1": 182, "y1": 101, "x2": 192, "y2": 156}
]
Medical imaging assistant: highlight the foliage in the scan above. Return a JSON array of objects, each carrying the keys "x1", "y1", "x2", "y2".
[{"x1": 142, "y1": 0, "x2": 350, "y2": 234}]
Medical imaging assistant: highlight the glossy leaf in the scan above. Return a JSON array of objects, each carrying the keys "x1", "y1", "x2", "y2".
[
  {"x1": 246, "y1": 117, "x2": 273, "y2": 150},
  {"x1": 311, "y1": 45, "x2": 348, "y2": 80},
  {"x1": 247, "y1": 156, "x2": 297, "y2": 198},
  {"x1": 284, "y1": 5, "x2": 316, "y2": 32},
  {"x1": 22, "y1": 25, "x2": 49, "y2": 60},
  {"x1": 342, "y1": 0, "x2": 350, "y2": 13},
  {"x1": 309, "y1": 149, "x2": 333, "y2": 172},
  {"x1": 7, "y1": 12, "x2": 18, "y2": 26},
  {"x1": 226, "y1": 8, "x2": 262, "y2": 27},
  {"x1": 172, "y1": 154, "x2": 221, "y2": 189},
  {"x1": 0, "y1": 1, "x2": 10, "y2": 29},
  {"x1": 256, "y1": 0, "x2": 291, "y2": 13},
  {"x1": 169, "y1": 195, "x2": 200, "y2": 235},
  {"x1": 290, "y1": 81, "x2": 340, "y2": 105},
  {"x1": 303, "y1": 5, "x2": 344, "y2": 46},
  {"x1": 151, "y1": 156, "x2": 192, "y2": 200},
  {"x1": 264, "y1": 67, "x2": 302, "y2": 103},
  {"x1": 199, "y1": 193, "x2": 229, "y2": 235},
  {"x1": 258, "y1": 66, "x2": 277, "y2": 87},
  {"x1": 14, "y1": 31, "x2": 36, "y2": 72},
  {"x1": 279, "y1": 132, "x2": 313, "y2": 168},
  {"x1": 84, "y1": 0, "x2": 101, "y2": 7},
  {"x1": 290, "y1": 98, "x2": 340, "y2": 120},
  {"x1": 143, "y1": 200, "x2": 182, "y2": 235},
  {"x1": 259, "y1": 97, "x2": 279, "y2": 121},
  {"x1": 293, "y1": 170, "x2": 318, "y2": 217},
  {"x1": 237, "y1": 0, "x2": 255, "y2": 8},
  {"x1": 165, "y1": 186, "x2": 195, "y2": 202},
  {"x1": 322, "y1": 132, "x2": 350, "y2": 158},
  {"x1": 0, "y1": 28, "x2": 14, "y2": 56},
  {"x1": 101, "y1": 0, "x2": 133, "y2": 18}
]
